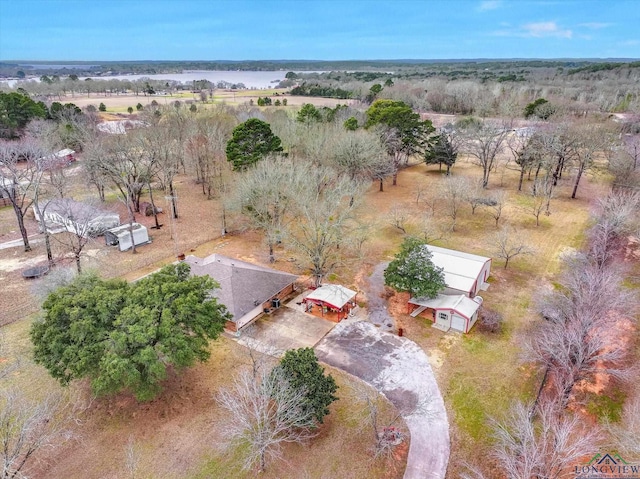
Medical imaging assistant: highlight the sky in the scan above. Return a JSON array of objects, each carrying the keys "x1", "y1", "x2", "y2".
[{"x1": 0, "y1": 0, "x2": 638, "y2": 61}]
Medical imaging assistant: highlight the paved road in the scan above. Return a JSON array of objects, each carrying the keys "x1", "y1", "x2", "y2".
[{"x1": 315, "y1": 263, "x2": 450, "y2": 479}]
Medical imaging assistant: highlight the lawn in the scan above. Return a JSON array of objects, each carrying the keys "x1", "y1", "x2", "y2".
[
  {"x1": 0, "y1": 140, "x2": 610, "y2": 478},
  {"x1": 2, "y1": 315, "x2": 406, "y2": 479},
  {"x1": 353, "y1": 157, "x2": 606, "y2": 477}
]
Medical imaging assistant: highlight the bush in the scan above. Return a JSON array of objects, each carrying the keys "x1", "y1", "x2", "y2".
[
  {"x1": 477, "y1": 307, "x2": 503, "y2": 334},
  {"x1": 98, "y1": 102, "x2": 106, "y2": 112}
]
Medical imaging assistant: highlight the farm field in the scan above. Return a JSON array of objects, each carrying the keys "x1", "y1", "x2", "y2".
[{"x1": 49, "y1": 89, "x2": 354, "y2": 113}]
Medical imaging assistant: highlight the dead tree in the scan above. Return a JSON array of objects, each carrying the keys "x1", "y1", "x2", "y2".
[
  {"x1": 488, "y1": 400, "x2": 600, "y2": 479},
  {"x1": 439, "y1": 176, "x2": 468, "y2": 231},
  {"x1": 492, "y1": 226, "x2": 534, "y2": 269},
  {"x1": 459, "y1": 120, "x2": 510, "y2": 188},
  {"x1": 529, "y1": 258, "x2": 636, "y2": 408},
  {"x1": 0, "y1": 139, "x2": 46, "y2": 251},
  {"x1": 216, "y1": 367, "x2": 317, "y2": 473},
  {"x1": 0, "y1": 388, "x2": 74, "y2": 479}
]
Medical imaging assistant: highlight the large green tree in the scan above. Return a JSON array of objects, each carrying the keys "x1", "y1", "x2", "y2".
[
  {"x1": 365, "y1": 99, "x2": 435, "y2": 185},
  {"x1": 226, "y1": 118, "x2": 283, "y2": 171},
  {"x1": 0, "y1": 92, "x2": 48, "y2": 138},
  {"x1": 384, "y1": 237, "x2": 446, "y2": 299},
  {"x1": 277, "y1": 348, "x2": 338, "y2": 424},
  {"x1": 30, "y1": 263, "x2": 230, "y2": 401}
]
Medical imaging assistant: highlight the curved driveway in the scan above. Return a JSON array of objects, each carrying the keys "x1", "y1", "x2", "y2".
[{"x1": 314, "y1": 263, "x2": 449, "y2": 479}]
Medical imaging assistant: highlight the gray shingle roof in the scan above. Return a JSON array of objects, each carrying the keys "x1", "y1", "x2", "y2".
[{"x1": 184, "y1": 254, "x2": 297, "y2": 322}]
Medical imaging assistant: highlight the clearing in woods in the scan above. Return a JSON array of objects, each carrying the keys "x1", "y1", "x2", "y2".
[{"x1": 0, "y1": 146, "x2": 605, "y2": 477}]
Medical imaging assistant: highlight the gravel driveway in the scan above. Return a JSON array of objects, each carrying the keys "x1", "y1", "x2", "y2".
[{"x1": 315, "y1": 262, "x2": 450, "y2": 479}]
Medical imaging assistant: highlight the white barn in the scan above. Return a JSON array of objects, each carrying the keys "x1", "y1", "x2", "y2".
[
  {"x1": 425, "y1": 245, "x2": 491, "y2": 297},
  {"x1": 105, "y1": 223, "x2": 150, "y2": 251}
]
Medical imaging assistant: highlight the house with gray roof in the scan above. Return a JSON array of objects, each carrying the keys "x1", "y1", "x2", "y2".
[{"x1": 184, "y1": 254, "x2": 298, "y2": 332}]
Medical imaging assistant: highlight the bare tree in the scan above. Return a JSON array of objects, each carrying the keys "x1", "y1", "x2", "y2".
[
  {"x1": 521, "y1": 180, "x2": 550, "y2": 227},
  {"x1": 505, "y1": 127, "x2": 534, "y2": 192},
  {"x1": 610, "y1": 135, "x2": 640, "y2": 191},
  {"x1": 463, "y1": 178, "x2": 485, "y2": 215},
  {"x1": 347, "y1": 381, "x2": 409, "y2": 460},
  {"x1": 134, "y1": 125, "x2": 178, "y2": 222},
  {"x1": 529, "y1": 258, "x2": 636, "y2": 408},
  {"x1": 570, "y1": 123, "x2": 613, "y2": 199},
  {"x1": 439, "y1": 176, "x2": 467, "y2": 231},
  {"x1": 492, "y1": 226, "x2": 534, "y2": 269},
  {"x1": 185, "y1": 115, "x2": 232, "y2": 200},
  {"x1": 605, "y1": 393, "x2": 640, "y2": 457},
  {"x1": 229, "y1": 156, "x2": 308, "y2": 262},
  {"x1": 41, "y1": 198, "x2": 113, "y2": 273},
  {"x1": 84, "y1": 134, "x2": 151, "y2": 215},
  {"x1": 387, "y1": 202, "x2": 412, "y2": 234},
  {"x1": 0, "y1": 138, "x2": 46, "y2": 251},
  {"x1": 488, "y1": 190, "x2": 507, "y2": 227},
  {"x1": 216, "y1": 367, "x2": 317, "y2": 473},
  {"x1": 0, "y1": 388, "x2": 74, "y2": 479},
  {"x1": 418, "y1": 212, "x2": 447, "y2": 244},
  {"x1": 285, "y1": 165, "x2": 364, "y2": 286},
  {"x1": 459, "y1": 120, "x2": 510, "y2": 188},
  {"x1": 488, "y1": 400, "x2": 600, "y2": 479}
]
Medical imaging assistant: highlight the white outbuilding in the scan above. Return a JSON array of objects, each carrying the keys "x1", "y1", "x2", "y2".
[
  {"x1": 105, "y1": 223, "x2": 150, "y2": 251},
  {"x1": 425, "y1": 245, "x2": 491, "y2": 297},
  {"x1": 408, "y1": 293, "x2": 483, "y2": 333}
]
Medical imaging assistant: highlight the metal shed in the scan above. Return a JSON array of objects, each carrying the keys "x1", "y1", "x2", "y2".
[{"x1": 105, "y1": 223, "x2": 150, "y2": 251}]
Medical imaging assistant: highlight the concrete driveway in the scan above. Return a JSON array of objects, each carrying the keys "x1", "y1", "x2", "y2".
[
  {"x1": 315, "y1": 320, "x2": 449, "y2": 479},
  {"x1": 235, "y1": 304, "x2": 335, "y2": 357}
]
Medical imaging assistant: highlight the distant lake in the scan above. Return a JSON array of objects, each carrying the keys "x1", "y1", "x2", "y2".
[
  {"x1": 84, "y1": 70, "x2": 294, "y2": 88},
  {"x1": 17, "y1": 63, "x2": 100, "y2": 70},
  {"x1": 2, "y1": 70, "x2": 320, "y2": 89}
]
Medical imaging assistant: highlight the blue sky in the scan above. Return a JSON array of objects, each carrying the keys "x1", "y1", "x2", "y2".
[{"x1": 0, "y1": 0, "x2": 638, "y2": 61}]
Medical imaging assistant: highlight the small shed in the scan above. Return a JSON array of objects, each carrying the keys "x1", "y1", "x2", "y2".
[
  {"x1": 105, "y1": 223, "x2": 150, "y2": 251},
  {"x1": 408, "y1": 294, "x2": 483, "y2": 333},
  {"x1": 304, "y1": 284, "x2": 357, "y2": 322}
]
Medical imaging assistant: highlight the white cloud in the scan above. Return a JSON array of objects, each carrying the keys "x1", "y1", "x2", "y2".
[
  {"x1": 521, "y1": 21, "x2": 572, "y2": 38},
  {"x1": 619, "y1": 39, "x2": 639, "y2": 46},
  {"x1": 490, "y1": 21, "x2": 573, "y2": 39},
  {"x1": 478, "y1": 0, "x2": 501, "y2": 11},
  {"x1": 578, "y1": 22, "x2": 613, "y2": 29}
]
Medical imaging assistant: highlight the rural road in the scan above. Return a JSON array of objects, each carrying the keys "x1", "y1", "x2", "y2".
[{"x1": 315, "y1": 263, "x2": 450, "y2": 479}]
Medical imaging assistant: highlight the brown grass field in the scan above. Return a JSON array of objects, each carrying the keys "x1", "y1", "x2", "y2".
[
  {"x1": 56, "y1": 88, "x2": 354, "y2": 113},
  {"x1": 0, "y1": 137, "x2": 619, "y2": 477}
]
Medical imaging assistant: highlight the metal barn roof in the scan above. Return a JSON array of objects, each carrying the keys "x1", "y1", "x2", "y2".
[{"x1": 424, "y1": 245, "x2": 490, "y2": 294}]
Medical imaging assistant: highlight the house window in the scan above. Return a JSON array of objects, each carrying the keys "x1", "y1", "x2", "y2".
[{"x1": 438, "y1": 312, "x2": 448, "y2": 321}]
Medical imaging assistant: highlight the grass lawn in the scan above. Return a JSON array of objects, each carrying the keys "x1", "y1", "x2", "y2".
[
  {"x1": 347, "y1": 157, "x2": 607, "y2": 477},
  {"x1": 0, "y1": 138, "x2": 618, "y2": 478},
  {"x1": 2, "y1": 315, "x2": 406, "y2": 479}
]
